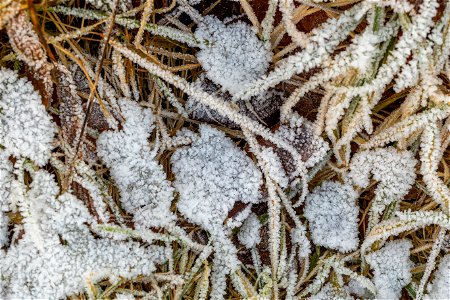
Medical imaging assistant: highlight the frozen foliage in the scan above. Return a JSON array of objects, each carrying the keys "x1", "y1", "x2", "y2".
[
  {"x1": 238, "y1": 213, "x2": 262, "y2": 249},
  {"x1": 366, "y1": 239, "x2": 413, "y2": 299},
  {"x1": 97, "y1": 99, "x2": 175, "y2": 229},
  {"x1": 425, "y1": 255, "x2": 450, "y2": 299},
  {"x1": 0, "y1": 68, "x2": 55, "y2": 166},
  {"x1": 0, "y1": 170, "x2": 170, "y2": 299},
  {"x1": 304, "y1": 181, "x2": 359, "y2": 252},
  {"x1": 258, "y1": 112, "x2": 329, "y2": 188},
  {"x1": 171, "y1": 124, "x2": 261, "y2": 234},
  {"x1": 194, "y1": 16, "x2": 271, "y2": 95}
]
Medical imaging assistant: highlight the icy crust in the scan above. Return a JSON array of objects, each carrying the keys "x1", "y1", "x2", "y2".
[
  {"x1": 195, "y1": 16, "x2": 271, "y2": 95},
  {"x1": 0, "y1": 68, "x2": 55, "y2": 166},
  {"x1": 171, "y1": 124, "x2": 262, "y2": 234},
  {"x1": 97, "y1": 99, "x2": 175, "y2": 229}
]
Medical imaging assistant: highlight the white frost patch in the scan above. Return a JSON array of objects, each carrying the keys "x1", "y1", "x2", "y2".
[
  {"x1": 238, "y1": 213, "x2": 261, "y2": 249},
  {"x1": 366, "y1": 239, "x2": 413, "y2": 299},
  {"x1": 97, "y1": 99, "x2": 175, "y2": 229},
  {"x1": 304, "y1": 181, "x2": 359, "y2": 252},
  {"x1": 0, "y1": 68, "x2": 55, "y2": 166},
  {"x1": 0, "y1": 170, "x2": 170, "y2": 299},
  {"x1": 195, "y1": 16, "x2": 271, "y2": 95},
  {"x1": 171, "y1": 124, "x2": 261, "y2": 234}
]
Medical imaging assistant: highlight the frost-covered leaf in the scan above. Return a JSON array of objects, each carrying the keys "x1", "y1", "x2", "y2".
[
  {"x1": 366, "y1": 239, "x2": 413, "y2": 300},
  {"x1": 7, "y1": 11, "x2": 53, "y2": 104},
  {"x1": 258, "y1": 112, "x2": 329, "y2": 187},
  {"x1": 0, "y1": 68, "x2": 55, "y2": 166},
  {"x1": 308, "y1": 283, "x2": 352, "y2": 300},
  {"x1": 195, "y1": 16, "x2": 271, "y2": 95},
  {"x1": 304, "y1": 181, "x2": 359, "y2": 252},
  {"x1": 56, "y1": 64, "x2": 85, "y2": 148},
  {"x1": 97, "y1": 99, "x2": 175, "y2": 228},
  {"x1": 171, "y1": 124, "x2": 262, "y2": 234}
]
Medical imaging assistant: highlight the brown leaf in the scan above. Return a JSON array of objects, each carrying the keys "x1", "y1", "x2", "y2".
[{"x1": 7, "y1": 11, "x2": 53, "y2": 106}]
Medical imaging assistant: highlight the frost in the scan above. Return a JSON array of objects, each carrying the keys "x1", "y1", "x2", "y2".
[
  {"x1": 259, "y1": 112, "x2": 329, "y2": 187},
  {"x1": 115, "y1": 292, "x2": 136, "y2": 300},
  {"x1": 366, "y1": 239, "x2": 413, "y2": 299},
  {"x1": 0, "y1": 68, "x2": 55, "y2": 166},
  {"x1": 425, "y1": 255, "x2": 450, "y2": 300},
  {"x1": 304, "y1": 181, "x2": 359, "y2": 252},
  {"x1": 171, "y1": 124, "x2": 262, "y2": 234},
  {"x1": 260, "y1": 147, "x2": 289, "y2": 189},
  {"x1": 97, "y1": 99, "x2": 175, "y2": 229},
  {"x1": 195, "y1": 16, "x2": 271, "y2": 95},
  {"x1": 0, "y1": 170, "x2": 170, "y2": 299},
  {"x1": 238, "y1": 213, "x2": 262, "y2": 249},
  {"x1": 84, "y1": 0, "x2": 132, "y2": 12}
]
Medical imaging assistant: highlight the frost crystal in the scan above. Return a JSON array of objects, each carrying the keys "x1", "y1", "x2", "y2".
[
  {"x1": 0, "y1": 170, "x2": 170, "y2": 299},
  {"x1": 304, "y1": 181, "x2": 359, "y2": 252},
  {"x1": 425, "y1": 255, "x2": 450, "y2": 300},
  {"x1": 195, "y1": 16, "x2": 271, "y2": 95},
  {"x1": 238, "y1": 213, "x2": 262, "y2": 249},
  {"x1": 366, "y1": 239, "x2": 413, "y2": 299},
  {"x1": 97, "y1": 99, "x2": 175, "y2": 229},
  {"x1": 171, "y1": 124, "x2": 262, "y2": 233},
  {"x1": 0, "y1": 68, "x2": 55, "y2": 166}
]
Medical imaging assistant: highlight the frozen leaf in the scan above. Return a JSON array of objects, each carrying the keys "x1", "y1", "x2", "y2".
[
  {"x1": 171, "y1": 124, "x2": 262, "y2": 234},
  {"x1": 366, "y1": 239, "x2": 413, "y2": 300},
  {"x1": 304, "y1": 181, "x2": 359, "y2": 252},
  {"x1": 97, "y1": 99, "x2": 175, "y2": 229},
  {"x1": 195, "y1": 16, "x2": 271, "y2": 95},
  {"x1": 0, "y1": 68, "x2": 55, "y2": 166}
]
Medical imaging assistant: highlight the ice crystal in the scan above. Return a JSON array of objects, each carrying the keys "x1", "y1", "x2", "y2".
[
  {"x1": 0, "y1": 68, "x2": 55, "y2": 166},
  {"x1": 195, "y1": 16, "x2": 271, "y2": 95},
  {"x1": 366, "y1": 239, "x2": 413, "y2": 299},
  {"x1": 304, "y1": 181, "x2": 359, "y2": 252},
  {"x1": 97, "y1": 99, "x2": 175, "y2": 229}
]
